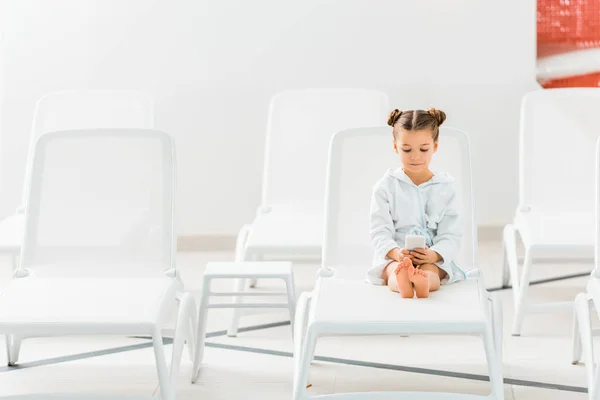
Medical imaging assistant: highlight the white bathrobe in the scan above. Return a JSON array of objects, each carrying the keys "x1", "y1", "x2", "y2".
[{"x1": 368, "y1": 167, "x2": 466, "y2": 285}]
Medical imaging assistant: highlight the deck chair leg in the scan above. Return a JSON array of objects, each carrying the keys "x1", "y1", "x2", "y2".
[
  {"x1": 293, "y1": 328, "x2": 318, "y2": 400},
  {"x1": 248, "y1": 253, "x2": 262, "y2": 288},
  {"x1": 293, "y1": 293, "x2": 311, "y2": 370},
  {"x1": 501, "y1": 253, "x2": 510, "y2": 289},
  {"x1": 10, "y1": 335, "x2": 22, "y2": 365},
  {"x1": 483, "y1": 325, "x2": 504, "y2": 400},
  {"x1": 285, "y1": 274, "x2": 297, "y2": 337},
  {"x1": 236, "y1": 224, "x2": 256, "y2": 289},
  {"x1": 227, "y1": 277, "x2": 247, "y2": 337},
  {"x1": 188, "y1": 295, "x2": 198, "y2": 362},
  {"x1": 192, "y1": 280, "x2": 210, "y2": 383},
  {"x1": 153, "y1": 329, "x2": 175, "y2": 400},
  {"x1": 573, "y1": 303, "x2": 583, "y2": 365},
  {"x1": 228, "y1": 245, "x2": 257, "y2": 337},
  {"x1": 592, "y1": 359, "x2": 600, "y2": 400},
  {"x1": 171, "y1": 292, "x2": 196, "y2": 383},
  {"x1": 512, "y1": 248, "x2": 533, "y2": 336},
  {"x1": 572, "y1": 293, "x2": 590, "y2": 365},
  {"x1": 574, "y1": 293, "x2": 595, "y2": 388},
  {"x1": 5, "y1": 334, "x2": 22, "y2": 366},
  {"x1": 491, "y1": 294, "x2": 504, "y2": 369},
  {"x1": 502, "y1": 225, "x2": 518, "y2": 290}
]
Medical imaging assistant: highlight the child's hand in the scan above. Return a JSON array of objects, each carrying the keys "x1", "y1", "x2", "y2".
[
  {"x1": 410, "y1": 247, "x2": 442, "y2": 265},
  {"x1": 396, "y1": 248, "x2": 411, "y2": 262},
  {"x1": 388, "y1": 248, "x2": 410, "y2": 262}
]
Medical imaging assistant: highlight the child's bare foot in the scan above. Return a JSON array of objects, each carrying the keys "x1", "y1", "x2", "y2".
[
  {"x1": 408, "y1": 267, "x2": 430, "y2": 298},
  {"x1": 394, "y1": 257, "x2": 414, "y2": 298}
]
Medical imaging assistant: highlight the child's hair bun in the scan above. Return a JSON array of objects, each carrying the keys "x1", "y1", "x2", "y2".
[
  {"x1": 387, "y1": 109, "x2": 403, "y2": 127},
  {"x1": 427, "y1": 108, "x2": 446, "y2": 126}
]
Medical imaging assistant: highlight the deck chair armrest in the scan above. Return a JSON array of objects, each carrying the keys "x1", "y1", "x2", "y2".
[
  {"x1": 164, "y1": 268, "x2": 177, "y2": 278},
  {"x1": 465, "y1": 268, "x2": 481, "y2": 280},
  {"x1": 13, "y1": 268, "x2": 32, "y2": 278},
  {"x1": 316, "y1": 266, "x2": 336, "y2": 278},
  {"x1": 257, "y1": 205, "x2": 272, "y2": 214}
]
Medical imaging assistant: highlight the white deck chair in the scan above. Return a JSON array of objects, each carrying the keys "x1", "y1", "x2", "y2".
[
  {"x1": 292, "y1": 127, "x2": 504, "y2": 400},
  {"x1": 0, "y1": 90, "x2": 154, "y2": 267},
  {"x1": 572, "y1": 136, "x2": 600, "y2": 400},
  {"x1": 0, "y1": 129, "x2": 195, "y2": 400},
  {"x1": 228, "y1": 88, "x2": 389, "y2": 336},
  {"x1": 503, "y1": 88, "x2": 600, "y2": 336}
]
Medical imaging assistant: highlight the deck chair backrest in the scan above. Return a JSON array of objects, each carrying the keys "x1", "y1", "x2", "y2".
[
  {"x1": 32, "y1": 90, "x2": 155, "y2": 135},
  {"x1": 261, "y1": 89, "x2": 389, "y2": 208},
  {"x1": 520, "y1": 88, "x2": 600, "y2": 213},
  {"x1": 20, "y1": 129, "x2": 175, "y2": 275},
  {"x1": 22, "y1": 90, "x2": 155, "y2": 206},
  {"x1": 323, "y1": 126, "x2": 476, "y2": 273}
]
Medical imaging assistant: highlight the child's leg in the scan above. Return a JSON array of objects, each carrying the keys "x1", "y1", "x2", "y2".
[
  {"x1": 383, "y1": 260, "x2": 414, "y2": 298},
  {"x1": 418, "y1": 264, "x2": 447, "y2": 293},
  {"x1": 407, "y1": 266, "x2": 430, "y2": 298}
]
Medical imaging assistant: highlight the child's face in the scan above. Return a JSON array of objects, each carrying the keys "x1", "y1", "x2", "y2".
[{"x1": 393, "y1": 129, "x2": 438, "y2": 175}]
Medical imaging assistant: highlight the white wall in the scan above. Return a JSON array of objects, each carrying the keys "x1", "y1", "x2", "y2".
[{"x1": 0, "y1": 0, "x2": 539, "y2": 236}]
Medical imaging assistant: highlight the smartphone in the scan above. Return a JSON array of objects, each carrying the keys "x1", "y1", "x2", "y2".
[{"x1": 404, "y1": 234, "x2": 426, "y2": 251}]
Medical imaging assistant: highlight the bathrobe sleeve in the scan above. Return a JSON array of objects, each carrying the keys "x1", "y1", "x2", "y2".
[
  {"x1": 429, "y1": 186, "x2": 462, "y2": 268},
  {"x1": 369, "y1": 179, "x2": 399, "y2": 263}
]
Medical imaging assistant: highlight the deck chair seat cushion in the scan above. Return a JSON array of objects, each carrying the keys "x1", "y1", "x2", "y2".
[
  {"x1": 245, "y1": 205, "x2": 323, "y2": 255},
  {"x1": 0, "y1": 276, "x2": 178, "y2": 333},
  {"x1": 309, "y1": 277, "x2": 486, "y2": 333},
  {"x1": 514, "y1": 209, "x2": 594, "y2": 252}
]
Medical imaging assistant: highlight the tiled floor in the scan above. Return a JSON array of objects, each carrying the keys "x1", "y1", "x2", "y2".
[{"x1": 0, "y1": 238, "x2": 596, "y2": 399}]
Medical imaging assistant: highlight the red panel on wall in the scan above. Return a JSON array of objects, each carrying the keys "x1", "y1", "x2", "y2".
[
  {"x1": 537, "y1": 0, "x2": 600, "y2": 86},
  {"x1": 541, "y1": 71, "x2": 600, "y2": 87}
]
